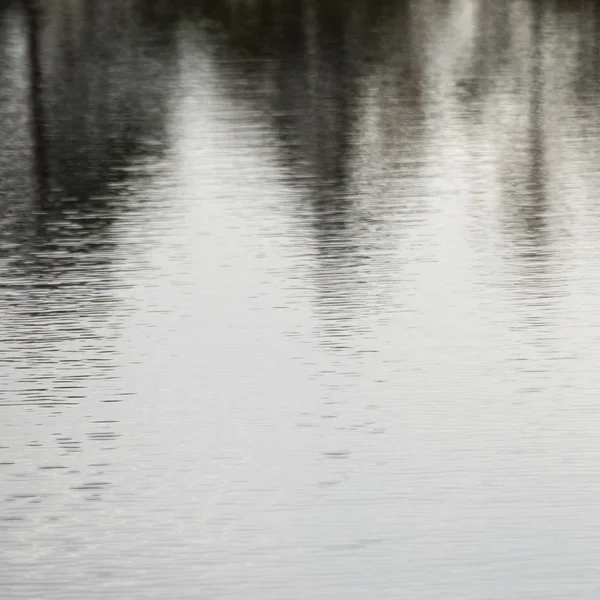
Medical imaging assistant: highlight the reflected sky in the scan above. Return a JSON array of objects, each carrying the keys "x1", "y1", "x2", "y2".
[{"x1": 3, "y1": 1, "x2": 600, "y2": 599}]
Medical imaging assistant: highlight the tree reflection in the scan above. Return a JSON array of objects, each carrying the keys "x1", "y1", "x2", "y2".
[
  {"x1": 458, "y1": 0, "x2": 596, "y2": 341},
  {"x1": 0, "y1": 1, "x2": 178, "y2": 404},
  {"x1": 184, "y1": 0, "x2": 425, "y2": 348},
  {"x1": 502, "y1": 1, "x2": 556, "y2": 337},
  {"x1": 4, "y1": 0, "x2": 600, "y2": 360},
  {"x1": 14, "y1": 0, "x2": 175, "y2": 275}
]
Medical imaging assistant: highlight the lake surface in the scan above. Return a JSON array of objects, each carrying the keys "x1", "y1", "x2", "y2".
[{"x1": 3, "y1": 0, "x2": 600, "y2": 597}]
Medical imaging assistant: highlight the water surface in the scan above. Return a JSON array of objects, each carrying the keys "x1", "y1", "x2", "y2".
[{"x1": 3, "y1": 1, "x2": 600, "y2": 598}]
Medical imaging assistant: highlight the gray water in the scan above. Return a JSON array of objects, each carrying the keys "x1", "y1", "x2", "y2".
[{"x1": 3, "y1": 0, "x2": 600, "y2": 598}]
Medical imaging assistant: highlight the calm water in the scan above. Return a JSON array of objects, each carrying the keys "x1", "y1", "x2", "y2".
[{"x1": 3, "y1": 0, "x2": 600, "y2": 597}]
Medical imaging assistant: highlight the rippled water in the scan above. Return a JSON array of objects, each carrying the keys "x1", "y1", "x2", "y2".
[{"x1": 3, "y1": 0, "x2": 600, "y2": 597}]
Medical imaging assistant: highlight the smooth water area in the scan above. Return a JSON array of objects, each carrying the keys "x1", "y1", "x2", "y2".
[{"x1": 3, "y1": 1, "x2": 600, "y2": 597}]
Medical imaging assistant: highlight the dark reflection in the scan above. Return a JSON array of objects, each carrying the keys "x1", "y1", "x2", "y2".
[
  {"x1": 507, "y1": 3, "x2": 555, "y2": 336},
  {"x1": 25, "y1": 0, "x2": 47, "y2": 195},
  {"x1": 459, "y1": 1, "x2": 511, "y2": 101},
  {"x1": 492, "y1": 2, "x2": 561, "y2": 340},
  {"x1": 0, "y1": 1, "x2": 176, "y2": 406},
  {"x1": 263, "y1": 0, "x2": 374, "y2": 348},
  {"x1": 125, "y1": 0, "x2": 600, "y2": 352},
  {"x1": 3, "y1": 0, "x2": 599, "y2": 362},
  {"x1": 555, "y1": 0, "x2": 600, "y2": 100},
  {"x1": 498, "y1": 4, "x2": 548, "y2": 253},
  {"x1": 521, "y1": 2, "x2": 548, "y2": 254},
  {"x1": 185, "y1": 0, "x2": 426, "y2": 348},
  {"x1": 36, "y1": 1, "x2": 174, "y2": 206},
  {"x1": 447, "y1": 0, "x2": 600, "y2": 341}
]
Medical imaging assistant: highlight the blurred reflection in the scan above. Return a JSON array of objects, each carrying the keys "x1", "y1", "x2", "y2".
[
  {"x1": 188, "y1": 0, "x2": 427, "y2": 348},
  {"x1": 6, "y1": 2, "x2": 600, "y2": 599},
  {"x1": 500, "y1": 2, "x2": 557, "y2": 339},
  {"x1": 3, "y1": 0, "x2": 599, "y2": 367},
  {"x1": 575, "y1": 1, "x2": 600, "y2": 99},
  {"x1": 441, "y1": 0, "x2": 600, "y2": 341},
  {"x1": 479, "y1": 2, "x2": 565, "y2": 342},
  {"x1": 0, "y1": 1, "x2": 176, "y2": 406}
]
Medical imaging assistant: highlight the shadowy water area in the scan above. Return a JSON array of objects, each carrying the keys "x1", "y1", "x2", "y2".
[{"x1": 3, "y1": 0, "x2": 600, "y2": 597}]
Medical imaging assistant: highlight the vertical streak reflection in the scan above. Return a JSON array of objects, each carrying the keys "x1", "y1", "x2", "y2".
[{"x1": 25, "y1": 0, "x2": 48, "y2": 202}]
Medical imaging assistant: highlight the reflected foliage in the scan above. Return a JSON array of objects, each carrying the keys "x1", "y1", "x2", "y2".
[{"x1": 0, "y1": 0, "x2": 600, "y2": 345}]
